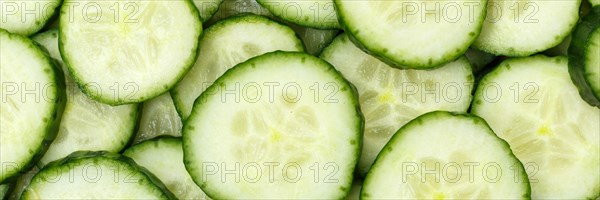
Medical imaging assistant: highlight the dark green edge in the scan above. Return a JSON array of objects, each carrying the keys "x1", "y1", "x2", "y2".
[
  {"x1": 181, "y1": 51, "x2": 363, "y2": 199},
  {"x1": 0, "y1": 29, "x2": 66, "y2": 185},
  {"x1": 170, "y1": 14, "x2": 305, "y2": 121},
  {"x1": 333, "y1": 0, "x2": 487, "y2": 69},
  {"x1": 472, "y1": 0, "x2": 582, "y2": 57},
  {"x1": 322, "y1": 33, "x2": 476, "y2": 178},
  {"x1": 30, "y1": 29, "x2": 141, "y2": 158},
  {"x1": 360, "y1": 111, "x2": 531, "y2": 199},
  {"x1": 471, "y1": 55, "x2": 600, "y2": 199},
  {"x1": 3, "y1": 0, "x2": 62, "y2": 36},
  {"x1": 0, "y1": 182, "x2": 14, "y2": 200},
  {"x1": 471, "y1": 55, "x2": 566, "y2": 113},
  {"x1": 22, "y1": 151, "x2": 176, "y2": 200},
  {"x1": 568, "y1": 6, "x2": 600, "y2": 107},
  {"x1": 58, "y1": 0, "x2": 203, "y2": 106},
  {"x1": 124, "y1": 136, "x2": 181, "y2": 157},
  {"x1": 196, "y1": 0, "x2": 225, "y2": 23},
  {"x1": 255, "y1": 0, "x2": 340, "y2": 29}
]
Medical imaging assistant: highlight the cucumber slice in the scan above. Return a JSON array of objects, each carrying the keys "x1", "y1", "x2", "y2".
[
  {"x1": 320, "y1": 34, "x2": 473, "y2": 176},
  {"x1": 569, "y1": 6, "x2": 600, "y2": 106},
  {"x1": 256, "y1": 0, "x2": 339, "y2": 29},
  {"x1": 473, "y1": 0, "x2": 580, "y2": 56},
  {"x1": 22, "y1": 151, "x2": 175, "y2": 199},
  {"x1": 205, "y1": 0, "x2": 273, "y2": 25},
  {"x1": 471, "y1": 55, "x2": 600, "y2": 199},
  {"x1": 287, "y1": 23, "x2": 338, "y2": 56},
  {"x1": 59, "y1": 0, "x2": 202, "y2": 105},
  {"x1": 334, "y1": 0, "x2": 486, "y2": 68},
  {"x1": 133, "y1": 93, "x2": 183, "y2": 144},
  {"x1": 344, "y1": 179, "x2": 362, "y2": 200},
  {"x1": 0, "y1": 0, "x2": 61, "y2": 36},
  {"x1": 171, "y1": 14, "x2": 303, "y2": 120},
  {"x1": 6, "y1": 166, "x2": 38, "y2": 200},
  {"x1": 183, "y1": 51, "x2": 362, "y2": 199},
  {"x1": 32, "y1": 30, "x2": 139, "y2": 167},
  {"x1": 0, "y1": 29, "x2": 64, "y2": 183},
  {"x1": 193, "y1": 0, "x2": 224, "y2": 22},
  {"x1": 361, "y1": 111, "x2": 530, "y2": 199},
  {"x1": 124, "y1": 137, "x2": 209, "y2": 199},
  {"x1": 465, "y1": 48, "x2": 496, "y2": 74}
]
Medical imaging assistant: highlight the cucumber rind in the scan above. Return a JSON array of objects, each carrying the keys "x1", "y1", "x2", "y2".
[
  {"x1": 58, "y1": 0, "x2": 202, "y2": 105},
  {"x1": 471, "y1": 55, "x2": 599, "y2": 199},
  {"x1": 472, "y1": 0, "x2": 581, "y2": 56},
  {"x1": 333, "y1": 0, "x2": 487, "y2": 69},
  {"x1": 31, "y1": 29, "x2": 140, "y2": 167},
  {"x1": 171, "y1": 14, "x2": 304, "y2": 120},
  {"x1": 124, "y1": 136, "x2": 208, "y2": 200},
  {"x1": 0, "y1": 29, "x2": 66, "y2": 184},
  {"x1": 256, "y1": 0, "x2": 340, "y2": 29},
  {"x1": 361, "y1": 111, "x2": 530, "y2": 199},
  {"x1": 183, "y1": 51, "x2": 363, "y2": 199},
  {"x1": 193, "y1": 0, "x2": 225, "y2": 22},
  {"x1": 22, "y1": 151, "x2": 176, "y2": 199},
  {"x1": 568, "y1": 6, "x2": 600, "y2": 107},
  {"x1": 0, "y1": 0, "x2": 62, "y2": 36}
]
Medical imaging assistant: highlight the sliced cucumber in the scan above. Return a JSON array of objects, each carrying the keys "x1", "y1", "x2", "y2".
[
  {"x1": 22, "y1": 151, "x2": 175, "y2": 199},
  {"x1": 133, "y1": 93, "x2": 182, "y2": 144},
  {"x1": 569, "y1": 6, "x2": 600, "y2": 106},
  {"x1": 183, "y1": 51, "x2": 362, "y2": 199},
  {"x1": 334, "y1": 0, "x2": 486, "y2": 68},
  {"x1": 320, "y1": 33, "x2": 473, "y2": 176},
  {"x1": 6, "y1": 166, "x2": 38, "y2": 200},
  {"x1": 171, "y1": 14, "x2": 303, "y2": 120},
  {"x1": 205, "y1": 0, "x2": 273, "y2": 25},
  {"x1": 361, "y1": 111, "x2": 529, "y2": 199},
  {"x1": 32, "y1": 29, "x2": 139, "y2": 167},
  {"x1": 344, "y1": 179, "x2": 362, "y2": 200},
  {"x1": 471, "y1": 55, "x2": 600, "y2": 199},
  {"x1": 257, "y1": 0, "x2": 339, "y2": 29},
  {"x1": 473, "y1": 0, "x2": 580, "y2": 56},
  {"x1": 193, "y1": 0, "x2": 224, "y2": 22},
  {"x1": 465, "y1": 48, "x2": 496, "y2": 74},
  {"x1": 124, "y1": 137, "x2": 209, "y2": 200},
  {"x1": 59, "y1": 0, "x2": 202, "y2": 105},
  {"x1": 0, "y1": 29, "x2": 64, "y2": 183},
  {"x1": 0, "y1": 0, "x2": 61, "y2": 36},
  {"x1": 287, "y1": 23, "x2": 338, "y2": 56}
]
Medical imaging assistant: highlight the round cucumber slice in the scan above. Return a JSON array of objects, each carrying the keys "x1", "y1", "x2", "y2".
[
  {"x1": 32, "y1": 29, "x2": 139, "y2": 167},
  {"x1": 183, "y1": 51, "x2": 362, "y2": 199},
  {"x1": 124, "y1": 137, "x2": 209, "y2": 200},
  {"x1": 23, "y1": 151, "x2": 175, "y2": 199},
  {"x1": 569, "y1": 6, "x2": 600, "y2": 106},
  {"x1": 321, "y1": 33, "x2": 473, "y2": 176},
  {"x1": 334, "y1": 0, "x2": 486, "y2": 68},
  {"x1": 0, "y1": 29, "x2": 65, "y2": 183},
  {"x1": 472, "y1": 55, "x2": 600, "y2": 199},
  {"x1": 362, "y1": 111, "x2": 530, "y2": 199},
  {"x1": 473, "y1": 0, "x2": 580, "y2": 56},
  {"x1": 59, "y1": 0, "x2": 202, "y2": 105},
  {"x1": 256, "y1": 0, "x2": 339, "y2": 29},
  {"x1": 171, "y1": 14, "x2": 303, "y2": 120},
  {"x1": 0, "y1": 0, "x2": 61, "y2": 36}
]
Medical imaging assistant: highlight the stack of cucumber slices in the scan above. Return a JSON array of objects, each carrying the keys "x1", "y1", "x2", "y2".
[{"x1": 1, "y1": 0, "x2": 598, "y2": 199}]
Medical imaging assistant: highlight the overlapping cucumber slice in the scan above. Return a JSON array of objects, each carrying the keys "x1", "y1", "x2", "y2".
[{"x1": 472, "y1": 55, "x2": 600, "y2": 199}]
